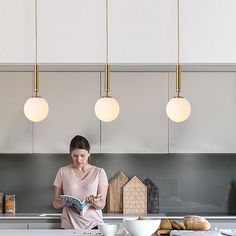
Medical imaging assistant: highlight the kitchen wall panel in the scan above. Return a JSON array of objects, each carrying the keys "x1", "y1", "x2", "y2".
[
  {"x1": 181, "y1": 0, "x2": 236, "y2": 63},
  {"x1": 101, "y1": 72, "x2": 169, "y2": 153},
  {"x1": 0, "y1": 0, "x2": 34, "y2": 63},
  {"x1": 109, "y1": 0, "x2": 177, "y2": 63},
  {"x1": 0, "y1": 72, "x2": 33, "y2": 153},
  {"x1": 0, "y1": 153, "x2": 235, "y2": 215},
  {"x1": 32, "y1": 72, "x2": 101, "y2": 153},
  {"x1": 38, "y1": 0, "x2": 105, "y2": 63},
  {"x1": 169, "y1": 72, "x2": 236, "y2": 153}
]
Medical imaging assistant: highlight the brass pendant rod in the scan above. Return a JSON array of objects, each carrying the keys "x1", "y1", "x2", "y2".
[
  {"x1": 104, "y1": 0, "x2": 110, "y2": 97},
  {"x1": 34, "y1": 0, "x2": 38, "y2": 97},
  {"x1": 176, "y1": 64, "x2": 181, "y2": 96},
  {"x1": 105, "y1": 64, "x2": 110, "y2": 97},
  {"x1": 176, "y1": 0, "x2": 181, "y2": 96},
  {"x1": 34, "y1": 64, "x2": 38, "y2": 96}
]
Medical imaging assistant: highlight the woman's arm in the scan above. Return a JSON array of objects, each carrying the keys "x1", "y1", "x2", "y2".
[
  {"x1": 87, "y1": 184, "x2": 108, "y2": 210},
  {"x1": 53, "y1": 186, "x2": 65, "y2": 209}
]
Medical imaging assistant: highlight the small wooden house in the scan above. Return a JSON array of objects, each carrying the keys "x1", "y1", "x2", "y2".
[
  {"x1": 123, "y1": 176, "x2": 147, "y2": 215},
  {"x1": 107, "y1": 171, "x2": 129, "y2": 213}
]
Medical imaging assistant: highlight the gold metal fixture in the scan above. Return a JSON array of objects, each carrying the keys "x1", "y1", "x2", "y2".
[
  {"x1": 34, "y1": 64, "x2": 39, "y2": 97},
  {"x1": 166, "y1": 0, "x2": 191, "y2": 123},
  {"x1": 95, "y1": 0, "x2": 120, "y2": 122},
  {"x1": 105, "y1": 64, "x2": 110, "y2": 97},
  {"x1": 24, "y1": 0, "x2": 49, "y2": 122},
  {"x1": 176, "y1": 64, "x2": 181, "y2": 95}
]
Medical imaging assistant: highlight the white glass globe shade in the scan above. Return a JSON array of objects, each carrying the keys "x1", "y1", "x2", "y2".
[
  {"x1": 166, "y1": 97, "x2": 191, "y2": 122},
  {"x1": 95, "y1": 97, "x2": 120, "y2": 122},
  {"x1": 24, "y1": 97, "x2": 49, "y2": 122}
]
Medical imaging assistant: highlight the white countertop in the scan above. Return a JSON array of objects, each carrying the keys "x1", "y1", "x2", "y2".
[
  {"x1": 0, "y1": 230, "x2": 105, "y2": 236},
  {"x1": 0, "y1": 229, "x2": 131, "y2": 236},
  {"x1": 0, "y1": 213, "x2": 236, "y2": 220},
  {"x1": 0, "y1": 229, "x2": 233, "y2": 236}
]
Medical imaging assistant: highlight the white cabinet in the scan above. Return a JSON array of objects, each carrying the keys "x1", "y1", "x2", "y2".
[
  {"x1": 38, "y1": 0, "x2": 105, "y2": 63},
  {"x1": 169, "y1": 72, "x2": 236, "y2": 153},
  {"x1": 109, "y1": 0, "x2": 177, "y2": 63},
  {"x1": 0, "y1": 223, "x2": 28, "y2": 229},
  {"x1": 0, "y1": 0, "x2": 34, "y2": 63},
  {"x1": 181, "y1": 0, "x2": 236, "y2": 63},
  {"x1": 101, "y1": 72, "x2": 169, "y2": 153},
  {"x1": 28, "y1": 223, "x2": 60, "y2": 229},
  {"x1": 0, "y1": 72, "x2": 33, "y2": 153},
  {"x1": 33, "y1": 72, "x2": 100, "y2": 153}
]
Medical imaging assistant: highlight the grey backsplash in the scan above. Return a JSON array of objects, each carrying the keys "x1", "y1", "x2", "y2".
[{"x1": 0, "y1": 153, "x2": 236, "y2": 216}]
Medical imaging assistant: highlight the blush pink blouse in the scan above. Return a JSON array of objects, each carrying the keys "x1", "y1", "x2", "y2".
[{"x1": 54, "y1": 164, "x2": 108, "y2": 229}]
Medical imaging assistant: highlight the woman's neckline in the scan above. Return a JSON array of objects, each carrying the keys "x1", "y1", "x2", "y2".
[{"x1": 71, "y1": 164, "x2": 94, "y2": 182}]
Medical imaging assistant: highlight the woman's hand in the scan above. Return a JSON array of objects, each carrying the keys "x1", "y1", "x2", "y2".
[
  {"x1": 86, "y1": 195, "x2": 100, "y2": 204},
  {"x1": 53, "y1": 198, "x2": 65, "y2": 209},
  {"x1": 86, "y1": 194, "x2": 103, "y2": 209}
]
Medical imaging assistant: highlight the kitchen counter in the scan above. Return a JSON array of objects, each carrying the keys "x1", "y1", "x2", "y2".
[
  {"x1": 0, "y1": 229, "x2": 231, "y2": 236},
  {"x1": 0, "y1": 229, "x2": 107, "y2": 236},
  {"x1": 0, "y1": 214, "x2": 236, "y2": 230},
  {"x1": 0, "y1": 213, "x2": 236, "y2": 220}
]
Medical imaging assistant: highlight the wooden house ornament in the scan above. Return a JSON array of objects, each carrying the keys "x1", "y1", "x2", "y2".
[
  {"x1": 107, "y1": 171, "x2": 129, "y2": 213},
  {"x1": 123, "y1": 176, "x2": 147, "y2": 215}
]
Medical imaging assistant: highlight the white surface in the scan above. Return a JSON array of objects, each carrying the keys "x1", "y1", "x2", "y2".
[
  {"x1": 100, "y1": 72, "x2": 169, "y2": 153},
  {"x1": 0, "y1": 72, "x2": 33, "y2": 153},
  {"x1": 0, "y1": 223, "x2": 28, "y2": 229},
  {"x1": 220, "y1": 229, "x2": 236, "y2": 236},
  {"x1": 109, "y1": 0, "x2": 176, "y2": 63},
  {"x1": 0, "y1": 230, "x2": 102, "y2": 236},
  {"x1": 170, "y1": 230, "x2": 221, "y2": 236},
  {"x1": 1, "y1": 0, "x2": 236, "y2": 64},
  {"x1": 1, "y1": 213, "x2": 236, "y2": 220},
  {"x1": 169, "y1": 72, "x2": 236, "y2": 153},
  {"x1": 33, "y1": 72, "x2": 100, "y2": 153},
  {"x1": 38, "y1": 0, "x2": 105, "y2": 63},
  {"x1": 0, "y1": 0, "x2": 34, "y2": 63},
  {"x1": 0, "y1": 229, "x2": 128, "y2": 236},
  {"x1": 181, "y1": 0, "x2": 236, "y2": 63},
  {"x1": 28, "y1": 223, "x2": 61, "y2": 230}
]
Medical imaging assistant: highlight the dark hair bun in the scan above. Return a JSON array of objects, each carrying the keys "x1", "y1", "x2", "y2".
[{"x1": 70, "y1": 135, "x2": 90, "y2": 153}]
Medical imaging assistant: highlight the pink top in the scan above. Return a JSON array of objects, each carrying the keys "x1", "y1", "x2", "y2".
[{"x1": 54, "y1": 164, "x2": 108, "y2": 229}]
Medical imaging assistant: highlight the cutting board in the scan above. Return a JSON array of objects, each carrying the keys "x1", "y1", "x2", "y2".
[
  {"x1": 143, "y1": 178, "x2": 159, "y2": 213},
  {"x1": 107, "y1": 171, "x2": 129, "y2": 213},
  {"x1": 123, "y1": 176, "x2": 147, "y2": 215}
]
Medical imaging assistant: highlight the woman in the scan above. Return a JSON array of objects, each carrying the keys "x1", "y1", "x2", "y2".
[{"x1": 53, "y1": 135, "x2": 108, "y2": 229}]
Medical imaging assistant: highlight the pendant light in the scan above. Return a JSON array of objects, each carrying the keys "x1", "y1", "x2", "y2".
[
  {"x1": 95, "y1": 0, "x2": 120, "y2": 122},
  {"x1": 24, "y1": 0, "x2": 49, "y2": 122},
  {"x1": 166, "y1": 0, "x2": 191, "y2": 123}
]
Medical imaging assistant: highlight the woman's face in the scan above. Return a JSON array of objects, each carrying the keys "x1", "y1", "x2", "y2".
[{"x1": 71, "y1": 148, "x2": 90, "y2": 168}]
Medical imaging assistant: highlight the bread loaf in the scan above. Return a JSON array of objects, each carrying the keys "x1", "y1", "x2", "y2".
[
  {"x1": 184, "y1": 215, "x2": 211, "y2": 230},
  {"x1": 159, "y1": 219, "x2": 172, "y2": 230},
  {"x1": 156, "y1": 229, "x2": 172, "y2": 236},
  {"x1": 170, "y1": 220, "x2": 186, "y2": 230}
]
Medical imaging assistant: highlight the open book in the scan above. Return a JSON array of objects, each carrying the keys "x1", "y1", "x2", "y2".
[{"x1": 59, "y1": 194, "x2": 102, "y2": 216}]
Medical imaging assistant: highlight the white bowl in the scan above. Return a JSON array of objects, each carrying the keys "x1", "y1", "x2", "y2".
[
  {"x1": 98, "y1": 223, "x2": 119, "y2": 236},
  {"x1": 123, "y1": 217, "x2": 161, "y2": 236}
]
